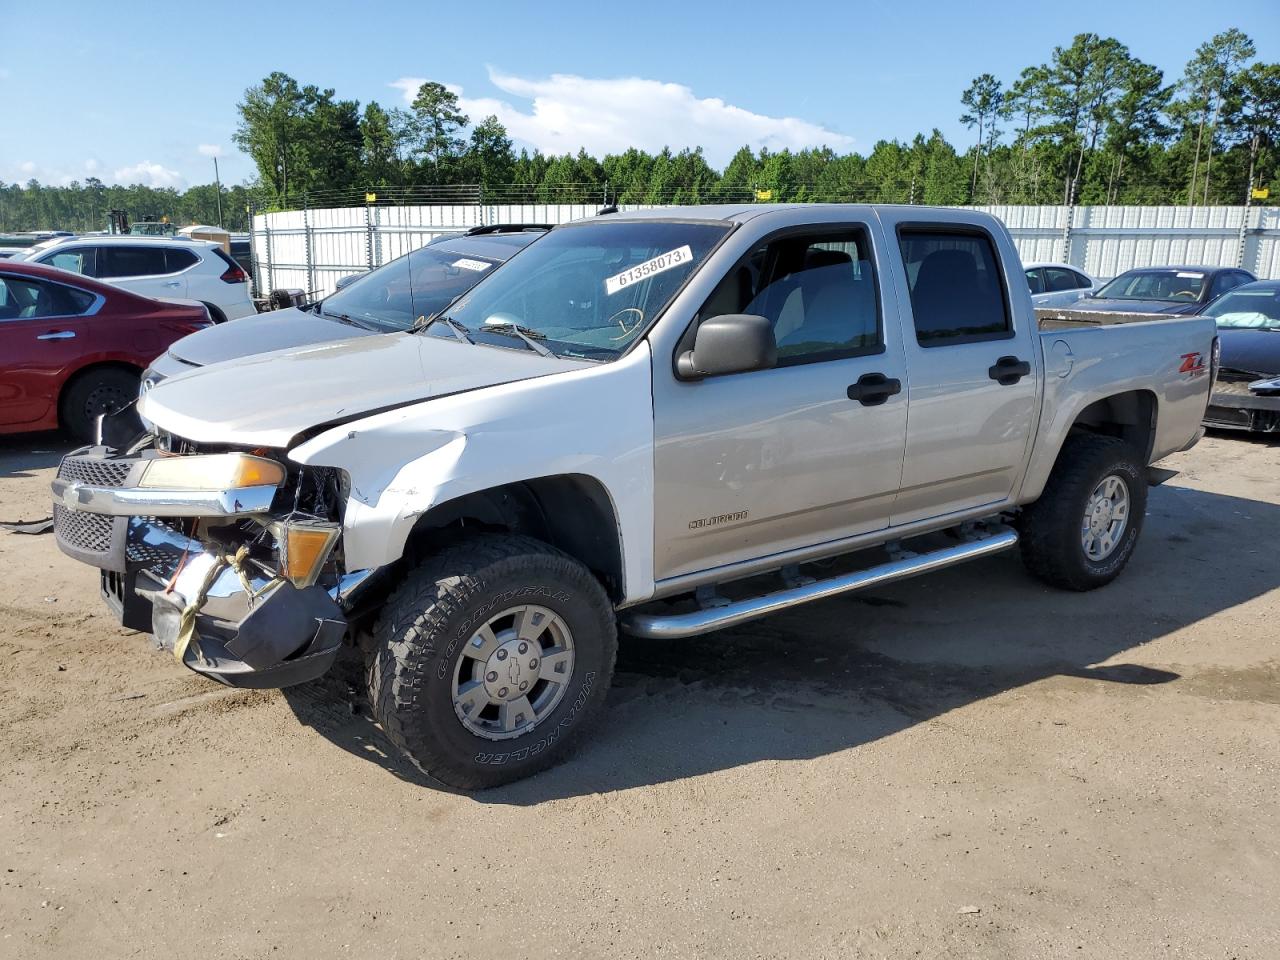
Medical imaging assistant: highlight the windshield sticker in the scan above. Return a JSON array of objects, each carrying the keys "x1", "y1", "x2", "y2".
[
  {"x1": 1176, "y1": 272, "x2": 1204, "y2": 279},
  {"x1": 605, "y1": 246, "x2": 693, "y2": 295},
  {"x1": 453, "y1": 258, "x2": 491, "y2": 272}
]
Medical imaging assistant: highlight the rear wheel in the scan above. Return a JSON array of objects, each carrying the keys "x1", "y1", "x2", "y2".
[
  {"x1": 60, "y1": 367, "x2": 140, "y2": 443},
  {"x1": 366, "y1": 534, "x2": 617, "y2": 789},
  {"x1": 1018, "y1": 434, "x2": 1147, "y2": 591}
]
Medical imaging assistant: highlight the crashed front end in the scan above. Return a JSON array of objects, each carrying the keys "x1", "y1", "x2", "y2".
[
  {"x1": 51, "y1": 427, "x2": 364, "y2": 688},
  {"x1": 1204, "y1": 371, "x2": 1280, "y2": 433}
]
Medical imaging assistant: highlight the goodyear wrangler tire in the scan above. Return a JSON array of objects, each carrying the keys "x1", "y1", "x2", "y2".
[
  {"x1": 367, "y1": 534, "x2": 617, "y2": 789},
  {"x1": 1018, "y1": 434, "x2": 1147, "y2": 592}
]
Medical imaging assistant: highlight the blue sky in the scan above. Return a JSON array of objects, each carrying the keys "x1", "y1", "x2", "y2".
[{"x1": 2, "y1": 0, "x2": 1276, "y2": 189}]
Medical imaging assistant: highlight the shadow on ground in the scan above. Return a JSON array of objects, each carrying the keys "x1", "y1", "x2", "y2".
[
  {"x1": 0, "y1": 432, "x2": 73, "y2": 480},
  {"x1": 285, "y1": 480, "x2": 1278, "y2": 802}
]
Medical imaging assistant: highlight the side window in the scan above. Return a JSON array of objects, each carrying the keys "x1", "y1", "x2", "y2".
[
  {"x1": 165, "y1": 248, "x2": 199, "y2": 273},
  {"x1": 898, "y1": 229, "x2": 1011, "y2": 346},
  {"x1": 100, "y1": 246, "x2": 169, "y2": 278},
  {"x1": 1045, "y1": 267, "x2": 1083, "y2": 292},
  {"x1": 0, "y1": 275, "x2": 95, "y2": 320},
  {"x1": 1070, "y1": 270, "x2": 1092, "y2": 289},
  {"x1": 697, "y1": 229, "x2": 881, "y2": 364},
  {"x1": 1025, "y1": 269, "x2": 1045, "y2": 295},
  {"x1": 41, "y1": 248, "x2": 97, "y2": 277}
]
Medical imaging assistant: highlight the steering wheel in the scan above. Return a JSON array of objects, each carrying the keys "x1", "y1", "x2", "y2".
[
  {"x1": 1170, "y1": 289, "x2": 1198, "y2": 300},
  {"x1": 608, "y1": 307, "x2": 645, "y2": 341}
]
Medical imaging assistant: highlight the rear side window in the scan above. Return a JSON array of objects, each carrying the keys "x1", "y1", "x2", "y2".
[
  {"x1": 99, "y1": 246, "x2": 170, "y2": 278},
  {"x1": 0, "y1": 275, "x2": 95, "y2": 320},
  {"x1": 697, "y1": 229, "x2": 881, "y2": 365},
  {"x1": 899, "y1": 229, "x2": 1011, "y2": 346},
  {"x1": 1046, "y1": 267, "x2": 1087, "y2": 292},
  {"x1": 1025, "y1": 269, "x2": 1045, "y2": 295},
  {"x1": 165, "y1": 248, "x2": 199, "y2": 272}
]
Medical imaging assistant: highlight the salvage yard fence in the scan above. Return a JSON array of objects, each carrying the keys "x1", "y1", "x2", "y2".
[{"x1": 250, "y1": 200, "x2": 1280, "y2": 299}]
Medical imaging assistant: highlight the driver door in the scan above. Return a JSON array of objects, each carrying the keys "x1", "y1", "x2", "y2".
[{"x1": 651, "y1": 223, "x2": 909, "y2": 581}]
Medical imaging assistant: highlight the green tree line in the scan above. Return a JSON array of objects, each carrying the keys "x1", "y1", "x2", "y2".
[
  {"x1": 0, "y1": 179, "x2": 256, "y2": 234},
  {"x1": 3, "y1": 28, "x2": 1278, "y2": 231}
]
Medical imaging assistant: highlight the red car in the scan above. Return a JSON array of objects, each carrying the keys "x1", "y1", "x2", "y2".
[{"x1": 0, "y1": 260, "x2": 212, "y2": 441}]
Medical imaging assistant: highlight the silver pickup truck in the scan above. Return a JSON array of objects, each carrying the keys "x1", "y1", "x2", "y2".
[{"x1": 50, "y1": 205, "x2": 1217, "y2": 789}]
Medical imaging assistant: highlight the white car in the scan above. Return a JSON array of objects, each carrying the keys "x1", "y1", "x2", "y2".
[
  {"x1": 1024, "y1": 261, "x2": 1099, "y2": 308},
  {"x1": 23, "y1": 236, "x2": 255, "y2": 322}
]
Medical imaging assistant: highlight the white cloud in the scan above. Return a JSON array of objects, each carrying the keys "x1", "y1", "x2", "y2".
[
  {"x1": 449, "y1": 68, "x2": 853, "y2": 167},
  {"x1": 390, "y1": 76, "x2": 463, "y2": 106},
  {"x1": 84, "y1": 159, "x2": 100, "y2": 173},
  {"x1": 197, "y1": 143, "x2": 224, "y2": 158},
  {"x1": 390, "y1": 76, "x2": 427, "y2": 104},
  {"x1": 19, "y1": 160, "x2": 36, "y2": 174},
  {"x1": 112, "y1": 160, "x2": 185, "y2": 189}
]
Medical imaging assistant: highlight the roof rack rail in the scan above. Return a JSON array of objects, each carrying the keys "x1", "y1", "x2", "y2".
[{"x1": 464, "y1": 223, "x2": 552, "y2": 236}]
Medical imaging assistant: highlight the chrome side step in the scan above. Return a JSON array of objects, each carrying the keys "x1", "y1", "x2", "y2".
[{"x1": 621, "y1": 528, "x2": 1019, "y2": 640}]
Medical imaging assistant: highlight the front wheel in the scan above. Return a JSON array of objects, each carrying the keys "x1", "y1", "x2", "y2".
[
  {"x1": 366, "y1": 534, "x2": 617, "y2": 789},
  {"x1": 1018, "y1": 434, "x2": 1148, "y2": 591}
]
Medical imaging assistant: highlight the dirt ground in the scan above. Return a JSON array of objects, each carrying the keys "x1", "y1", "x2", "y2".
[{"x1": 1, "y1": 431, "x2": 1277, "y2": 960}]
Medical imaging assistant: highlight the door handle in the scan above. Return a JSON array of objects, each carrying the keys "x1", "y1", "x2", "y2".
[
  {"x1": 37, "y1": 330, "x2": 76, "y2": 341},
  {"x1": 988, "y1": 356, "x2": 1031, "y2": 385},
  {"x1": 846, "y1": 372, "x2": 902, "y2": 406},
  {"x1": 163, "y1": 280, "x2": 182, "y2": 287}
]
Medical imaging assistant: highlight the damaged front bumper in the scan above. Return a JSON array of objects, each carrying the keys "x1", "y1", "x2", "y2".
[
  {"x1": 52, "y1": 446, "x2": 361, "y2": 689},
  {"x1": 1204, "y1": 389, "x2": 1280, "y2": 433}
]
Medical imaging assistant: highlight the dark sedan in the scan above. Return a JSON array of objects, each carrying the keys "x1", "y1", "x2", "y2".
[
  {"x1": 1199, "y1": 280, "x2": 1280, "y2": 433},
  {"x1": 1082, "y1": 265, "x2": 1256, "y2": 316}
]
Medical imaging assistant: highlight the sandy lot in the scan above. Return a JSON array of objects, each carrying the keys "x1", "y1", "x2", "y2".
[{"x1": 1, "y1": 431, "x2": 1277, "y2": 959}]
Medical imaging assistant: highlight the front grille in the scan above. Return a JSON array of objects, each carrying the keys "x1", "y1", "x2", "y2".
[
  {"x1": 54, "y1": 504, "x2": 115, "y2": 554},
  {"x1": 56, "y1": 454, "x2": 132, "y2": 488},
  {"x1": 53, "y1": 452, "x2": 137, "y2": 570}
]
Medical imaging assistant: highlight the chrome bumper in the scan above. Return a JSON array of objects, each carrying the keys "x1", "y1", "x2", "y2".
[
  {"x1": 51, "y1": 476, "x2": 278, "y2": 518},
  {"x1": 103, "y1": 518, "x2": 349, "y2": 689}
]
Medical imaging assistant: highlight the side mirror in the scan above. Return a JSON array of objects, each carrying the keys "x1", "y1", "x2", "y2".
[{"x1": 676, "y1": 314, "x2": 777, "y2": 379}]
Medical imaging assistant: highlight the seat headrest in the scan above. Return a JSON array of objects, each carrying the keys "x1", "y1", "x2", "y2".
[{"x1": 805, "y1": 249, "x2": 853, "y2": 271}]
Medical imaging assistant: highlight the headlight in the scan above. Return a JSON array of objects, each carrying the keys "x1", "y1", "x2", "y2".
[
  {"x1": 270, "y1": 517, "x2": 341, "y2": 588},
  {"x1": 138, "y1": 453, "x2": 286, "y2": 490}
]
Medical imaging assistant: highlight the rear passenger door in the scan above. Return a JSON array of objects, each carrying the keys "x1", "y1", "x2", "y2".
[
  {"x1": 652, "y1": 223, "x2": 909, "y2": 580},
  {"x1": 99, "y1": 245, "x2": 185, "y2": 299},
  {"x1": 882, "y1": 217, "x2": 1039, "y2": 525}
]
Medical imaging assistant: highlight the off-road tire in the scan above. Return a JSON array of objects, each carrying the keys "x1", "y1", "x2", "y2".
[
  {"x1": 366, "y1": 534, "x2": 617, "y2": 789},
  {"x1": 1018, "y1": 434, "x2": 1147, "y2": 591},
  {"x1": 61, "y1": 367, "x2": 140, "y2": 443}
]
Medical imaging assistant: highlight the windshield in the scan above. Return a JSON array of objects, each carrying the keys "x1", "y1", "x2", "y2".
[
  {"x1": 438, "y1": 220, "x2": 731, "y2": 360},
  {"x1": 1095, "y1": 269, "x2": 1205, "y2": 302},
  {"x1": 320, "y1": 242, "x2": 506, "y2": 332},
  {"x1": 1202, "y1": 286, "x2": 1280, "y2": 329}
]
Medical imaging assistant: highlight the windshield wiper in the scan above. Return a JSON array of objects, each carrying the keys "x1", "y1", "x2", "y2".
[
  {"x1": 415, "y1": 314, "x2": 475, "y2": 344},
  {"x1": 321, "y1": 309, "x2": 375, "y2": 331},
  {"x1": 478, "y1": 321, "x2": 553, "y2": 357}
]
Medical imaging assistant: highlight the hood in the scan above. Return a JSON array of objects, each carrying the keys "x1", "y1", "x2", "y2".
[
  {"x1": 167, "y1": 307, "x2": 375, "y2": 366},
  {"x1": 1217, "y1": 327, "x2": 1280, "y2": 378},
  {"x1": 139, "y1": 331, "x2": 595, "y2": 448},
  {"x1": 1077, "y1": 298, "x2": 1197, "y2": 315}
]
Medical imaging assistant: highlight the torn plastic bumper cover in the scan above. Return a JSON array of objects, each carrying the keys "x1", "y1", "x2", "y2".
[{"x1": 103, "y1": 518, "x2": 347, "y2": 688}]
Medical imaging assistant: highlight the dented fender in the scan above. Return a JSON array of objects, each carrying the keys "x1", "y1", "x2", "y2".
[{"x1": 289, "y1": 343, "x2": 658, "y2": 605}]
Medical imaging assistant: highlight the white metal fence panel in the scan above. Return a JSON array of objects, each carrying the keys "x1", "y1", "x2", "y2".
[{"x1": 251, "y1": 203, "x2": 1280, "y2": 298}]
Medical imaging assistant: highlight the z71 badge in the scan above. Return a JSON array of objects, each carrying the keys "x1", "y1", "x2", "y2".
[{"x1": 1179, "y1": 352, "x2": 1207, "y2": 378}]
